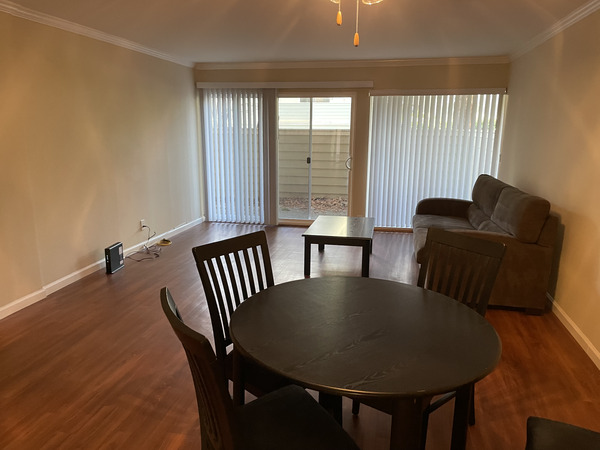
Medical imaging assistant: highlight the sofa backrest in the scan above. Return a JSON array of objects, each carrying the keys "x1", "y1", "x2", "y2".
[
  {"x1": 468, "y1": 174, "x2": 552, "y2": 243},
  {"x1": 467, "y1": 174, "x2": 509, "y2": 229},
  {"x1": 490, "y1": 187, "x2": 551, "y2": 243},
  {"x1": 471, "y1": 174, "x2": 509, "y2": 216}
]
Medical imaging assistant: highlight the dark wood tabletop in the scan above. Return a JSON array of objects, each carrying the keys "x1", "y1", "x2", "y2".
[
  {"x1": 302, "y1": 216, "x2": 375, "y2": 277},
  {"x1": 230, "y1": 276, "x2": 502, "y2": 450},
  {"x1": 302, "y1": 215, "x2": 375, "y2": 240}
]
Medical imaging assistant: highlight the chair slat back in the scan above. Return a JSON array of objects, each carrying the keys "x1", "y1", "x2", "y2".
[
  {"x1": 160, "y1": 287, "x2": 238, "y2": 450},
  {"x1": 192, "y1": 231, "x2": 274, "y2": 361},
  {"x1": 417, "y1": 228, "x2": 506, "y2": 316}
]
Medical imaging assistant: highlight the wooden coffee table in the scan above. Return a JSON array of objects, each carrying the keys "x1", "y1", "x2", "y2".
[{"x1": 303, "y1": 215, "x2": 375, "y2": 277}]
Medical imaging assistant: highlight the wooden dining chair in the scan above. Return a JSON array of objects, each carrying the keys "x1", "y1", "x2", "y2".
[
  {"x1": 417, "y1": 227, "x2": 506, "y2": 446},
  {"x1": 193, "y1": 230, "x2": 344, "y2": 421},
  {"x1": 352, "y1": 227, "x2": 505, "y2": 448},
  {"x1": 192, "y1": 230, "x2": 288, "y2": 404},
  {"x1": 417, "y1": 227, "x2": 506, "y2": 316},
  {"x1": 525, "y1": 416, "x2": 600, "y2": 450},
  {"x1": 160, "y1": 287, "x2": 360, "y2": 450}
]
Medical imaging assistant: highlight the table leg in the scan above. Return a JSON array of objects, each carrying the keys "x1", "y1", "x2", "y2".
[
  {"x1": 304, "y1": 238, "x2": 311, "y2": 278},
  {"x1": 451, "y1": 384, "x2": 473, "y2": 450},
  {"x1": 232, "y1": 349, "x2": 245, "y2": 406},
  {"x1": 318, "y1": 392, "x2": 343, "y2": 425},
  {"x1": 390, "y1": 397, "x2": 429, "y2": 450},
  {"x1": 361, "y1": 241, "x2": 370, "y2": 277}
]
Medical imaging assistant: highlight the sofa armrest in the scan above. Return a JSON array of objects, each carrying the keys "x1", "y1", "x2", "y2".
[{"x1": 415, "y1": 198, "x2": 472, "y2": 217}]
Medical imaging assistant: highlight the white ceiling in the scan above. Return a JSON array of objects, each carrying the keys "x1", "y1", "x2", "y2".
[{"x1": 2, "y1": 0, "x2": 598, "y2": 66}]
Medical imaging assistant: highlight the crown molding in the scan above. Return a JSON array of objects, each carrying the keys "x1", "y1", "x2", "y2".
[
  {"x1": 0, "y1": 0, "x2": 193, "y2": 67},
  {"x1": 194, "y1": 56, "x2": 511, "y2": 71},
  {"x1": 511, "y1": 0, "x2": 600, "y2": 60},
  {"x1": 196, "y1": 81, "x2": 374, "y2": 89}
]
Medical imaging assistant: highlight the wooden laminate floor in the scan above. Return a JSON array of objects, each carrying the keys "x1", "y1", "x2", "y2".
[{"x1": 2, "y1": 222, "x2": 600, "y2": 449}]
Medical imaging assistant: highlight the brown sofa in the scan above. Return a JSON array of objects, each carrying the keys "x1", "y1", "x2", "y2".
[{"x1": 412, "y1": 174, "x2": 559, "y2": 314}]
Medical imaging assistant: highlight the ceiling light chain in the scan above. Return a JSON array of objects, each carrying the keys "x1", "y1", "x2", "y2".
[
  {"x1": 354, "y1": 0, "x2": 360, "y2": 47},
  {"x1": 331, "y1": 0, "x2": 383, "y2": 47}
]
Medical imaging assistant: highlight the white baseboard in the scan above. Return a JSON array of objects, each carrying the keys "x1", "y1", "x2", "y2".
[
  {"x1": 0, "y1": 218, "x2": 204, "y2": 321},
  {"x1": 0, "y1": 289, "x2": 47, "y2": 319},
  {"x1": 550, "y1": 294, "x2": 600, "y2": 370}
]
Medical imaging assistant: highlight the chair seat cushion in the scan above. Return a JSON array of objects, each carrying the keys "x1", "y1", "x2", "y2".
[
  {"x1": 240, "y1": 385, "x2": 359, "y2": 450},
  {"x1": 526, "y1": 416, "x2": 600, "y2": 450}
]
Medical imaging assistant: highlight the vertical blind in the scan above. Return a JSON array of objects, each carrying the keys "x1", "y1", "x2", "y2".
[
  {"x1": 367, "y1": 94, "x2": 504, "y2": 228},
  {"x1": 202, "y1": 89, "x2": 265, "y2": 224}
]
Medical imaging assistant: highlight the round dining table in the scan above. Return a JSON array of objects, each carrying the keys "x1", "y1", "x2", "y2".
[{"x1": 229, "y1": 276, "x2": 502, "y2": 450}]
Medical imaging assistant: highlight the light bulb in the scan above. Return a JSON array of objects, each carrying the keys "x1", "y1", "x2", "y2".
[
  {"x1": 337, "y1": 10, "x2": 342, "y2": 25},
  {"x1": 354, "y1": 32, "x2": 359, "y2": 46}
]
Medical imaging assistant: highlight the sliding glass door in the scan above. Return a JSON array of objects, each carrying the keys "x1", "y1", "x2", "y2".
[{"x1": 277, "y1": 96, "x2": 352, "y2": 221}]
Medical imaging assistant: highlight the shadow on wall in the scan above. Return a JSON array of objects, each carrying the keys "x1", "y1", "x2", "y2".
[{"x1": 548, "y1": 215, "x2": 565, "y2": 300}]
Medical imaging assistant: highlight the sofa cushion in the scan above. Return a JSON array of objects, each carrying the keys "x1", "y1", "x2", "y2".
[
  {"x1": 467, "y1": 204, "x2": 489, "y2": 229},
  {"x1": 491, "y1": 187, "x2": 551, "y2": 243},
  {"x1": 412, "y1": 214, "x2": 474, "y2": 231},
  {"x1": 471, "y1": 174, "x2": 509, "y2": 217},
  {"x1": 412, "y1": 214, "x2": 474, "y2": 263},
  {"x1": 478, "y1": 220, "x2": 506, "y2": 233}
]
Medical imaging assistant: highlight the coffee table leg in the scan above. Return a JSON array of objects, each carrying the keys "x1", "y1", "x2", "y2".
[
  {"x1": 362, "y1": 241, "x2": 370, "y2": 277},
  {"x1": 304, "y1": 238, "x2": 311, "y2": 278}
]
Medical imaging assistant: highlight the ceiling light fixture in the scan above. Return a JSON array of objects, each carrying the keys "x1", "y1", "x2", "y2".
[{"x1": 330, "y1": 0, "x2": 383, "y2": 47}]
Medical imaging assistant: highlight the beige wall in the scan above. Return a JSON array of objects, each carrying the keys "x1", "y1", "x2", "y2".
[
  {"x1": 500, "y1": 11, "x2": 600, "y2": 362},
  {"x1": 196, "y1": 60, "x2": 510, "y2": 216},
  {"x1": 0, "y1": 13, "x2": 201, "y2": 312}
]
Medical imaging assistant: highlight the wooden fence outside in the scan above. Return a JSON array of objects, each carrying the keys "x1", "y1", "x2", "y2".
[{"x1": 278, "y1": 129, "x2": 350, "y2": 199}]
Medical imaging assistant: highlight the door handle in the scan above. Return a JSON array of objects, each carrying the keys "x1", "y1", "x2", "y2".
[
  {"x1": 307, "y1": 157, "x2": 311, "y2": 164},
  {"x1": 345, "y1": 157, "x2": 352, "y2": 170}
]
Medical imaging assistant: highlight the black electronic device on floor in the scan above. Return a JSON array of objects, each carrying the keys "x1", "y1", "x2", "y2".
[{"x1": 105, "y1": 242, "x2": 124, "y2": 274}]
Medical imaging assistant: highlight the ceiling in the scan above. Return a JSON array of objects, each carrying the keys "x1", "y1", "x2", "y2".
[{"x1": 2, "y1": 0, "x2": 597, "y2": 66}]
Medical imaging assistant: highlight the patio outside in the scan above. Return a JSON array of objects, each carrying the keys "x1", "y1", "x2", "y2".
[{"x1": 279, "y1": 195, "x2": 348, "y2": 220}]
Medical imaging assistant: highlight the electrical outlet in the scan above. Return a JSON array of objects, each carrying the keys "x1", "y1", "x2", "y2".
[{"x1": 140, "y1": 219, "x2": 145, "y2": 230}]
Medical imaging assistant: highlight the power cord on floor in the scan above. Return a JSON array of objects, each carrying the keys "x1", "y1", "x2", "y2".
[{"x1": 126, "y1": 225, "x2": 162, "y2": 261}]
